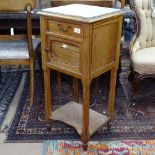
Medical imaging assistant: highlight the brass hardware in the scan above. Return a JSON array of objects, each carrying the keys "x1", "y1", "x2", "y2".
[{"x1": 57, "y1": 24, "x2": 72, "y2": 32}]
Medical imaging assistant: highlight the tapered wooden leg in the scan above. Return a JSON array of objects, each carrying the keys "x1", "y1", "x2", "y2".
[
  {"x1": 30, "y1": 61, "x2": 35, "y2": 106},
  {"x1": 57, "y1": 72, "x2": 61, "y2": 97},
  {"x1": 81, "y1": 81, "x2": 90, "y2": 144},
  {"x1": 108, "y1": 68, "x2": 117, "y2": 120},
  {"x1": 73, "y1": 78, "x2": 79, "y2": 102},
  {"x1": 44, "y1": 68, "x2": 52, "y2": 123}
]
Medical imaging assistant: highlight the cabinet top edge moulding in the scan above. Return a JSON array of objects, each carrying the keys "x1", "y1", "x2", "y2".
[{"x1": 38, "y1": 4, "x2": 123, "y2": 23}]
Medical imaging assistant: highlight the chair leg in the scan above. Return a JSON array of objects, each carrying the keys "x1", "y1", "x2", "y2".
[
  {"x1": 128, "y1": 71, "x2": 134, "y2": 81},
  {"x1": 30, "y1": 61, "x2": 35, "y2": 106},
  {"x1": 116, "y1": 57, "x2": 122, "y2": 88},
  {"x1": 128, "y1": 65, "x2": 134, "y2": 81},
  {"x1": 132, "y1": 72, "x2": 140, "y2": 106}
]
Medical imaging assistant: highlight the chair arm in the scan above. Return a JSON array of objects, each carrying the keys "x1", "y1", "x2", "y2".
[
  {"x1": 129, "y1": 3, "x2": 140, "y2": 56},
  {"x1": 129, "y1": 31, "x2": 138, "y2": 56}
]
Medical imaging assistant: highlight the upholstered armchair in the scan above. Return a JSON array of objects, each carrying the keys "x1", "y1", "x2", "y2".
[{"x1": 129, "y1": 0, "x2": 155, "y2": 105}]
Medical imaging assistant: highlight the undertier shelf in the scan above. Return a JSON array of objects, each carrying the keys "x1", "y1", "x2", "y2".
[{"x1": 52, "y1": 101, "x2": 110, "y2": 136}]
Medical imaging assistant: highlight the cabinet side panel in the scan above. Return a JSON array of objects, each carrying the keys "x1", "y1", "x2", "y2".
[{"x1": 92, "y1": 19, "x2": 121, "y2": 74}]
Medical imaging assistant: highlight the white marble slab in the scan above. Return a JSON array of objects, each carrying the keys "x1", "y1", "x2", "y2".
[{"x1": 41, "y1": 4, "x2": 121, "y2": 19}]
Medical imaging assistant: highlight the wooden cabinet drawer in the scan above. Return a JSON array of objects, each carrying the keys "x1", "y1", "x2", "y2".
[
  {"x1": 46, "y1": 36, "x2": 81, "y2": 69},
  {"x1": 47, "y1": 19, "x2": 83, "y2": 38}
]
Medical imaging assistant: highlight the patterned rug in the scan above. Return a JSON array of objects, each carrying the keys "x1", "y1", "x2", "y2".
[
  {"x1": 5, "y1": 48, "x2": 155, "y2": 142},
  {"x1": 42, "y1": 140, "x2": 155, "y2": 155},
  {"x1": 6, "y1": 67, "x2": 155, "y2": 142},
  {"x1": 0, "y1": 68, "x2": 22, "y2": 128}
]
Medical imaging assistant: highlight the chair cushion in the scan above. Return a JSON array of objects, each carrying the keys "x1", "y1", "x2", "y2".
[
  {"x1": 0, "y1": 39, "x2": 40, "y2": 60},
  {"x1": 131, "y1": 47, "x2": 155, "y2": 74}
]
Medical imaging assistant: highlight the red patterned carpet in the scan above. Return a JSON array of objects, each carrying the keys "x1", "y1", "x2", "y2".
[{"x1": 42, "y1": 140, "x2": 155, "y2": 155}]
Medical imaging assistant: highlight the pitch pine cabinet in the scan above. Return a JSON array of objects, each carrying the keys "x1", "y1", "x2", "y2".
[{"x1": 39, "y1": 4, "x2": 123, "y2": 144}]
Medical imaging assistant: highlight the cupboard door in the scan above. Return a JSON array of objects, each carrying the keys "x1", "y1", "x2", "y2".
[{"x1": 46, "y1": 36, "x2": 81, "y2": 70}]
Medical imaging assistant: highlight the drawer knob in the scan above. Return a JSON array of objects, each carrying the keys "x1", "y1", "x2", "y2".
[{"x1": 57, "y1": 24, "x2": 71, "y2": 32}]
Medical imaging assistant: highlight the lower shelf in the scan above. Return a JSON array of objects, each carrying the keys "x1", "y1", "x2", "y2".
[{"x1": 52, "y1": 101, "x2": 110, "y2": 136}]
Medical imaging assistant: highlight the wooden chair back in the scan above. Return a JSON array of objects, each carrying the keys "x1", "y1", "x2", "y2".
[
  {"x1": 0, "y1": 0, "x2": 36, "y2": 59},
  {"x1": 0, "y1": 0, "x2": 39, "y2": 106}
]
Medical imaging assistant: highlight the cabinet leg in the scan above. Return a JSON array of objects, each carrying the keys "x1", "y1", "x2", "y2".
[
  {"x1": 81, "y1": 82, "x2": 90, "y2": 144},
  {"x1": 108, "y1": 68, "x2": 117, "y2": 121},
  {"x1": 83, "y1": 143, "x2": 88, "y2": 151},
  {"x1": 73, "y1": 78, "x2": 79, "y2": 102},
  {"x1": 43, "y1": 68, "x2": 52, "y2": 124}
]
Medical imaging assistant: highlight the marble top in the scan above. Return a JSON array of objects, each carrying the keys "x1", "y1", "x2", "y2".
[{"x1": 40, "y1": 4, "x2": 121, "y2": 19}]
